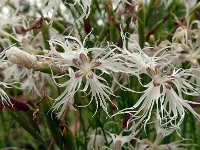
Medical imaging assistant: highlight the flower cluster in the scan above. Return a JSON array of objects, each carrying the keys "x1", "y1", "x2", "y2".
[{"x1": 1, "y1": 0, "x2": 200, "y2": 149}]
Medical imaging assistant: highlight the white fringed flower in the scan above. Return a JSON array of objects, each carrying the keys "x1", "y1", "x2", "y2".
[
  {"x1": 114, "y1": 29, "x2": 200, "y2": 128},
  {"x1": 114, "y1": 66, "x2": 200, "y2": 128},
  {"x1": 49, "y1": 36, "x2": 131, "y2": 117}
]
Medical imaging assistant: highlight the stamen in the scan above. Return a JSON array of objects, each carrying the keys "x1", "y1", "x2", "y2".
[
  {"x1": 92, "y1": 61, "x2": 102, "y2": 67},
  {"x1": 146, "y1": 67, "x2": 153, "y2": 75},
  {"x1": 154, "y1": 66, "x2": 161, "y2": 75},
  {"x1": 79, "y1": 53, "x2": 87, "y2": 62},
  {"x1": 87, "y1": 72, "x2": 93, "y2": 79},
  {"x1": 170, "y1": 75, "x2": 177, "y2": 80},
  {"x1": 165, "y1": 83, "x2": 171, "y2": 89},
  {"x1": 75, "y1": 71, "x2": 83, "y2": 78},
  {"x1": 153, "y1": 81, "x2": 160, "y2": 87},
  {"x1": 72, "y1": 58, "x2": 81, "y2": 67}
]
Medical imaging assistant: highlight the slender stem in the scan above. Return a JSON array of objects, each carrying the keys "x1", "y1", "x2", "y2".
[
  {"x1": 48, "y1": 139, "x2": 55, "y2": 150},
  {"x1": 79, "y1": 108, "x2": 87, "y2": 147},
  {"x1": 98, "y1": 112, "x2": 109, "y2": 146}
]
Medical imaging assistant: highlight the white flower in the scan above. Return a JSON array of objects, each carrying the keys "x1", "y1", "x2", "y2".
[
  {"x1": 49, "y1": 36, "x2": 130, "y2": 117},
  {"x1": 113, "y1": 31, "x2": 200, "y2": 128},
  {"x1": 114, "y1": 66, "x2": 200, "y2": 128}
]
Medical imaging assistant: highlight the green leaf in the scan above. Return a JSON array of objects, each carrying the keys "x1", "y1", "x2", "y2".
[
  {"x1": 190, "y1": 2, "x2": 200, "y2": 15},
  {"x1": 9, "y1": 110, "x2": 44, "y2": 144},
  {"x1": 137, "y1": 3, "x2": 145, "y2": 49},
  {"x1": 109, "y1": 25, "x2": 120, "y2": 44},
  {"x1": 41, "y1": 20, "x2": 50, "y2": 50},
  {"x1": 145, "y1": 0, "x2": 157, "y2": 26},
  {"x1": 39, "y1": 95, "x2": 77, "y2": 150},
  {"x1": 39, "y1": 96, "x2": 63, "y2": 148},
  {"x1": 46, "y1": 18, "x2": 68, "y2": 35},
  {"x1": 63, "y1": 126, "x2": 77, "y2": 150},
  {"x1": 99, "y1": 24, "x2": 109, "y2": 42}
]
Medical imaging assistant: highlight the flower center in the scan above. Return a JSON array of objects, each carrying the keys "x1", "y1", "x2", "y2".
[
  {"x1": 80, "y1": 61, "x2": 92, "y2": 75},
  {"x1": 147, "y1": 67, "x2": 173, "y2": 88}
]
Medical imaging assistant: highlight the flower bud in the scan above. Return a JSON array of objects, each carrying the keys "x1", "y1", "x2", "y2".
[{"x1": 5, "y1": 46, "x2": 38, "y2": 69}]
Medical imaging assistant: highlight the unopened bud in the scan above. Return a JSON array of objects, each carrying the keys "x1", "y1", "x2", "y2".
[
  {"x1": 149, "y1": 35, "x2": 155, "y2": 46},
  {"x1": 6, "y1": 46, "x2": 37, "y2": 69}
]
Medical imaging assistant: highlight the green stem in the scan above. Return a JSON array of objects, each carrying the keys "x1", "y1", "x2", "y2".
[
  {"x1": 79, "y1": 108, "x2": 88, "y2": 148},
  {"x1": 98, "y1": 112, "x2": 109, "y2": 146}
]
